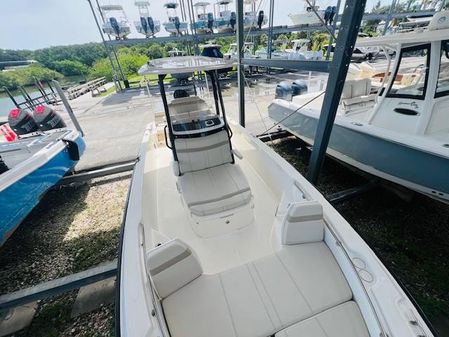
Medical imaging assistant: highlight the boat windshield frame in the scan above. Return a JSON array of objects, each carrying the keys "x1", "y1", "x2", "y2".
[
  {"x1": 385, "y1": 43, "x2": 431, "y2": 100},
  {"x1": 151, "y1": 58, "x2": 232, "y2": 161}
]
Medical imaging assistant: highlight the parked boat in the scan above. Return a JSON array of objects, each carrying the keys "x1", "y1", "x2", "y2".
[
  {"x1": 117, "y1": 56, "x2": 434, "y2": 337},
  {"x1": 287, "y1": 39, "x2": 323, "y2": 61},
  {"x1": 192, "y1": 1, "x2": 214, "y2": 34},
  {"x1": 214, "y1": 0, "x2": 236, "y2": 32},
  {"x1": 243, "y1": 0, "x2": 267, "y2": 29},
  {"x1": 269, "y1": 11, "x2": 449, "y2": 203},
  {"x1": 134, "y1": 1, "x2": 160, "y2": 37},
  {"x1": 0, "y1": 106, "x2": 85, "y2": 246},
  {"x1": 288, "y1": 1, "x2": 325, "y2": 26},
  {"x1": 224, "y1": 42, "x2": 255, "y2": 60},
  {"x1": 163, "y1": 2, "x2": 188, "y2": 35},
  {"x1": 255, "y1": 38, "x2": 289, "y2": 59},
  {"x1": 100, "y1": 5, "x2": 131, "y2": 40}
]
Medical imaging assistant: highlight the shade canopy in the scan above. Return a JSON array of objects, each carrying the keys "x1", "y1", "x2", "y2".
[
  {"x1": 357, "y1": 28, "x2": 449, "y2": 48},
  {"x1": 357, "y1": 11, "x2": 449, "y2": 48},
  {"x1": 100, "y1": 5, "x2": 124, "y2": 11},
  {"x1": 138, "y1": 56, "x2": 235, "y2": 75}
]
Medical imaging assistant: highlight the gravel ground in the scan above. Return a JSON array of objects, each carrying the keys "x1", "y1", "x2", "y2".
[{"x1": 0, "y1": 174, "x2": 130, "y2": 336}]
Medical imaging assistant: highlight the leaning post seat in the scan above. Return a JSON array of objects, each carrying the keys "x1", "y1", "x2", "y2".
[
  {"x1": 166, "y1": 96, "x2": 253, "y2": 221},
  {"x1": 175, "y1": 130, "x2": 233, "y2": 174}
]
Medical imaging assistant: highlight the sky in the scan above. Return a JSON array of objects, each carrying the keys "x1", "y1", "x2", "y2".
[{"x1": 0, "y1": 0, "x2": 383, "y2": 50}]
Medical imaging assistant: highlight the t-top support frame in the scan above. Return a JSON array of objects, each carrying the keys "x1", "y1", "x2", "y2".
[{"x1": 306, "y1": 0, "x2": 367, "y2": 184}]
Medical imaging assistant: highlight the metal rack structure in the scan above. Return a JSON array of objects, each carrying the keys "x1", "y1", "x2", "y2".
[
  {"x1": 88, "y1": 0, "x2": 439, "y2": 78},
  {"x1": 237, "y1": 0, "x2": 366, "y2": 184},
  {"x1": 1, "y1": 1, "x2": 446, "y2": 333}
]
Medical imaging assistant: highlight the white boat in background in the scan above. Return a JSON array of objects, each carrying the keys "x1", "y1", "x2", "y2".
[
  {"x1": 224, "y1": 42, "x2": 254, "y2": 60},
  {"x1": 1, "y1": 104, "x2": 85, "y2": 247},
  {"x1": 163, "y1": 2, "x2": 188, "y2": 35},
  {"x1": 214, "y1": 0, "x2": 236, "y2": 32},
  {"x1": 117, "y1": 56, "x2": 434, "y2": 337},
  {"x1": 398, "y1": 14, "x2": 434, "y2": 31},
  {"x1": 134, "y1": 1, "x2": 160, "y2": 37},
  {"x1": 255, "y1": 38, "x2": 289, "y2": 59},
  {"x1": 287, "y1": 39, "x2": 323, "y2": 61},
  {"x1": 100, "y1": 5, "x2": 131, "y2": 40},
  {"x1": 269, "y1": 11, "x2": 449, "y2": 203},
  {"x1": 192, "y1": 2, "x2": 214, "y2": 34},
  {"x1": 243, "y1": 0, "x2": 267, "y2": 29},
  {"x1": 288, "y1": 1, "x2": 325, "y2": 26}
]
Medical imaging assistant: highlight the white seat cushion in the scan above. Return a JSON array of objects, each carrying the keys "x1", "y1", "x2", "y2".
[
  {"x1": 146, "y1": 239, "x2": 202, "y2": 298},
  {"x1": 276, "y1": 301, "x2": 370, "y2": 337},
  {"x1": 178, "y1": 163, "x2": 252, "y2": 216},
  {"x1": 168, "y1": 96, "x2": 209, "y2": 116},
  {"x1": 175, "y1": 130, "x2": 233, "y2": 174},
  {"x1": 162, "y1": 242, "x2": 352, "y2": 337},
  {"x1": 341, "y1": 78, "x2": 372, "y2": 99},
  {"x1": 282, "y1": 201, "x2": 324, "y2": 244}
]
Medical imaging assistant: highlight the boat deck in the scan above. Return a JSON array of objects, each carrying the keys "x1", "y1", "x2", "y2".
[{"x1": 141, "y1": 129, "x2": 280, "y2": 273}]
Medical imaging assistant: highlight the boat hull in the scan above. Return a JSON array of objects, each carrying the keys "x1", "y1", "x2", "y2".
[
  {"x1": 134, "y1": 21, "x2": 161, "y2": 37},
  {"x1": 0, "y1": 135, "x2": 85, "y2": 246},
  {"x1": 269, "y1": 101, "x2": 449, "y2": 202},
  {"x1": 288, "y1": 11, "x2": 324, "y2": 26},
  {"x1": 163, "y1": 22, "x2": 188, "y2": 34}
]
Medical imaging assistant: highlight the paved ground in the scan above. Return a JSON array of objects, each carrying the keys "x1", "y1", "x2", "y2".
[{"x1": 63, "y1": 88, "x2": 153, "y2": 171}]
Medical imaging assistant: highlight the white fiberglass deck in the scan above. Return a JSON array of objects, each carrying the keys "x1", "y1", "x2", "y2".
[{"x1": 141, "y1": 128, "x2": 280, "y2": 273}]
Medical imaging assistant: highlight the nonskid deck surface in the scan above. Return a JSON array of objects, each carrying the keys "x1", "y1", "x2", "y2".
[
  {"x1": 142, "y1": 133, "x2": 279, "y2": 273},
  {"x1": 0, "y1": 130, "x2": 71, "y2": 170},
  {"x1": 141, "y1": 126, "x2": 371, "y2": 336}
]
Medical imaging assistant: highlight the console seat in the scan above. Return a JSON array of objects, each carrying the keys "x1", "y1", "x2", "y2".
[
  {"x1": 175, "y1": 129, "x2": 252, "y2": 217},
  {"x1": 178, "y1": 163, "x2": 251, "y2": 216}
]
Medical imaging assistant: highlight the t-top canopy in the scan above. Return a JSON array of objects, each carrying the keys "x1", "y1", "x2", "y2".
[
  {"x1": 100, "y1": 5, "x2": 124, "y2": 11},
  {"x1": 357, "y1": 10, "x2": 449, "y2": 48},
  {"x1": 138, "y1": 56, "x2": 235, "y2": 75}
]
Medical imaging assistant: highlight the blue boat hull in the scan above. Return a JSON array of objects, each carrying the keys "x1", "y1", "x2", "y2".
[
  {"x1": 0, "y1": 136, "x2": 85, "y2": 246},
  {"x1": 269, "y1": 105, "x2": 449, "y2": 202}
]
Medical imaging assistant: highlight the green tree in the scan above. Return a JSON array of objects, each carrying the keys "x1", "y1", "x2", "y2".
[
  {"x1": 88, "y1": 52, "x2": 148, "y2": 81},
  {"x1": 147, "y1": 44, "x2": 165, "y2": 59},
  {"x1": 0, "y1": 65, "x2": 62, "y2": 91},
  {"x1": 310, "y1": 32, "x2": 330, "y2": 51},
  {"x1": 0, "y1": 72, "x2": 19, "y2": 90},
  {"x1": 53, "y1": 60, "x2": 88, "y2": 77},
  {"x1": 88, "y1": 58, "x2": 114, "y2": 81}
]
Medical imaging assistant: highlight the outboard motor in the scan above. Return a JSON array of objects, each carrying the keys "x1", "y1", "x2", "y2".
[
  {"x1": 207, "y1": 12, "x2": 214, "y2": 31},
  {"x1": 174, "y1": 16, "x2": 181, "y2": 35},
  {"x1": 275, "y1": 81, "x2": 293, "y2": 101},
  {"x1": 140, "y1": 17, "x2": 148, "y2": 34},
  {"x1": 291, "y1": 80, "x2": 308, "y2": 97},
  {"x1": 174, "y1": 89, "x2": 189, "y2": 99},
  {"x1": 329, "y1": 6, "x2": 336, "y2": 25},
  {"x1": 257, "y1": 10, "x2": 264, "y2": 29},
  {"x1": 8, "y1": 108, "x2": 39, "y2": 135},
  {"x1": 148, "y1": 17, "x2": 155, "y2": 35},
  {"x1": 230, "y1": 12, "x2": 236, "y2": 30},
  {"x1": 324, "y1": 6, "x2": 332, "y2": 25},
  {"x1": 33, "y1": 105, "x2": 66, "y2": 131},
  {"x1": 109, "y1": 17, "x2": 120, "y2": 38},
  {"x1": 0, "y1": 156, "x2": 8, "y2": 174}
]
